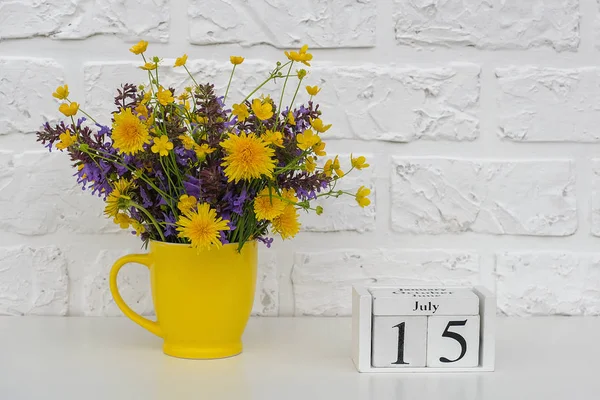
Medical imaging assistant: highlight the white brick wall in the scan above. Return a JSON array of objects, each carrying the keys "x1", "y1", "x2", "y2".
[{"x1": 1, "y1": 0, "x2": 600, "y2": 317}]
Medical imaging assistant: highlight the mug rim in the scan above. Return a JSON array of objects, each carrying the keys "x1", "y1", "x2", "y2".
[{"x1": 149, "y1": 239, "x2": 257, "y2": 249}]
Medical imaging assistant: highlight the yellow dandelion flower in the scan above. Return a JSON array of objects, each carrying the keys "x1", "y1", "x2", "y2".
[
  {"x1": 113, "y1": 213, "x2": 132, "y2": 229},
  {"x1": 272, "y1": 205, "x2": 301, "y2": 239},
  {"x1": 220, "y1": 132, "x2": 276, "y2": 183},
  {"x1": 306, "y1": 85, "x2": 321, "y2": 96},
  {"x1": 140, "y1": 62, "x2": 157, "y2": 71},
  {"x1": 59, "y1": 102, "x2": 79, "y2": 117},
  {"x1": 351, "y1": 155, "x2": 370, "y2": 170},
  {"x1": 263, "y1": 130, "x2": 284, "y2": 148},
  {"x1": 355, "y1": 186, "x2": 371, "y2": 208},
  {"x1": 52, "y1": 84, "x2": 69, "y2": 100},
  {"x1": 296, "y1": 129, "x2": 321, "y2": 151},
  {"x1": 284, "y1": 44, "x2": 313, "y2": 66},
  {"x1": 129, "y1": 40, "x2": 148, "y2": 55},
  {"x1": 156, "y1": 87, "x2": 174, "y2": 106},
  {"x1": 177, "y1": 194, "x2": 198, "y2": 214},
  {"x1": 232, "y1": 103, "x2": 250, "y2": 122},
  {"x1": 178, "y1": 134, "x2": 195, "y2": 150},
  {"x1": 305, "y1": 156, "x2": 316, "y2": 173},
  {"x1": 287, "y1": 111, "x2": 296, "y2": 125},
  {"x1": 313, "y1": 141, "x2": 326, "y2": 157},
  {"x1": 254, "y1": 187, "x2": 286, "y2": 221},
  {"x1": 176, "y1": 203, "x2": 230, "y2": 251},
  {"x1": 111, "y1": 108, "x2": 150, "y2": 155},
  {"x1": 230, "y1": 56, "x2": 245, "y2": 65},
  {"x1": 178, "y1": 92, "x2": 190, "y2": 101},
  {"x1": 174, "y1": 54, "x2": 188, "y2": 67},
  {"x1": 281, "y1": 188, "x2": 298, "y2": 203},
  {"x1": 104, "y1": 179, "x2": 134, "y2": 218},
  {"x1": 56, "y1": 129, "x2": 76, "y2": 150},
  {"x1": 310, "y1": 118, "x2": 332, "y2": 133},
  {"x1": 151, "y1": 135, "x2": 174, "y2": 157},
  {"x1": 251, "y1": 98, "x2": 273, "y2": 121}
]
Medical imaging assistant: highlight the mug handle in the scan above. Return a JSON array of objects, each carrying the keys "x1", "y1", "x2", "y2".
[{"x1": 109, "y1": 253, "x2": 162, "y2": 337}]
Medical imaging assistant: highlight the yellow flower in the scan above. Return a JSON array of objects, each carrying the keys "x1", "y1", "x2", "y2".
[
  {"x1": 52, "y1": 84, "x2": 69, "y2": 100},
  {"x1": 140, "y1": 62, "x2": 157, "y2": 71},
  {"x1": 156, "y1": 87, "x2": 174, "y2": 106},
  {"x1": 113, "y1": 213, "x2": 132, "y2": 229},
  {"x1": 230, "y1": 56, "x2": 245, "y2": 65},
  {"x1": 254, "y1": 187, "x2": 286, "y2": 221},
  {"x1": 272, "y1": 205, "x2": 301, "y2": 239},
  {"x1": 333, "y1": 155, "x2": 344, "y2": 177},
  {"x1": 131, "y1": 220, "x2": 146, "y2": 236},
  {"x1": 176, "y1": 203, "x2": 230, "y2": 251},
  {"x1": 129, "y1": 40, "x2": 148, "y2": 55},
  {"x1": 56, "y1": 129, "x2": 76, "y2": 150},
  {"x1": 351, "y1": 155, "x2": 370, "y2": 170},
  {"x1": 177, "y1": 194, "x2": 198, "y2": 214},
  {"x1": 178, "y1": 134, "x2": 195, "y2": 150},
  {"x1": 174, "y1": 54, "x2": 188, "y2": 67},
  {"x1": 306, "y1": 85, "x2": 320, "y2": 96},
  {"x1": 220, "y1": 132, "x2": 276, "y2": 183},
  {"x1": 111, "y1": 108, "x2": 150, "y2": 155},
  {"x1": 305, "y1": 156, "x2": 316, "y2": 173},
  {"x1": 287, "y1": 111, "x2": 296, "y2": 125},
  {"x1": 355, "y1": 186, "x2": 371, "y2": 208},
  {"x1": 134, "y1": 103, "x2": 148, "y2": 119},
  {"x1": 324, "y1": 156, "x2": 343, "y2": 178},
  {"x1": 59, "y1": 102, "x2": 79, "y2": 117},
  {"x1": 195, "y1": 115, "x2": 207, "y2": 124},
  {"x1": 151, "y1": 135, "x2": 174, "y2": 156},
  {"x1": 251, "y1": 99, "x2": 273, "y2": 121},
  {"x1": 141, "y1": 91, "x2": 152, "y2": 105},
  {"x1": 263, "y1": 130, "x2": 284, "y2": 148},
  {"x1": 284, "y1": 44, "x2": 313, "y2": 66},
  {"x1": 178, "y1": 92, "x2": 190, "y2": 101},
  {"x1": 296, "y1": 129, "x2": 321, "y2": 151},
  {"x1": 232, "y1": 103, "x2": 250, "y2": 122},
  {"x1": 297, "y1": 69, "x2": 307, "y2": 79},
  {"x1": 104, "y1": 179, "x2": 134, "y2": 218},
  {"x1": 310, "y1": 118, "x2": 332, "y2": 133},
  {"x1": 312, "y1": 141, "x2": 326, "y2": 157},
  {"x1": 194, "y1": 143, "x2": 215, "y2": 160}
]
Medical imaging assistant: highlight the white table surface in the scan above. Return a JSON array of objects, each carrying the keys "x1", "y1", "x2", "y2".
[{"x1": 0, "y1": 317, "x2": 598, "y2": 400}]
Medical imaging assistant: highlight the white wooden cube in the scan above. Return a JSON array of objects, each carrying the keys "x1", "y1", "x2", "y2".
[
  {"x1": 371, "y1": 316, "x2": 427, "y2": 367},
  {"x1": 351, "y1": 285, "x2": 495, "y2": 373},
  {"x1": 426, "y1": 315, "x2": 480, "y2": 368}
]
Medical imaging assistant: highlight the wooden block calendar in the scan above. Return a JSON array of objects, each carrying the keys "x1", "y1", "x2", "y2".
[{"x1": 352, "y1": 285, "x2": 495, "y2": 373}]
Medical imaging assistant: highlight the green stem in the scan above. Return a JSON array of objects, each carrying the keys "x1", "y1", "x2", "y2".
[
  {"x1": 275, "y1": 62, "x2": 294, "y2": 130},
  {"x1": 241, "y1": 61, "x2": 292, "y2": 104},
  {"x1": 288, "y1": 78, "x2": 303, "y2": 114},
  {"x1": 130, "y1": 201, "x2": 166, "y2": 241},
  {"x1": 224, "y1": 65, "x2": 236, "y2": 102},
  {"x1": 183, "y1": 65, "x2": 200, "y2": 87}
]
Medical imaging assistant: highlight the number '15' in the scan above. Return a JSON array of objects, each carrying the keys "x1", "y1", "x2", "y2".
[{"x1": 392, "y1": 320, "x2": 468, "y2": 365}]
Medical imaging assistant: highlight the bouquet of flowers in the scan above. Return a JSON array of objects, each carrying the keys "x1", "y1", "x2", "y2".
[{"x1": 36, "y1": 42, "x2": 370, "y2": 251}]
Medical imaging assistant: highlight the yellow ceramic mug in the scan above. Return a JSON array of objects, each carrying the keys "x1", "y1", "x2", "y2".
[{"x1": 109, "y1": 240, "x2": 257, "y2": 359}]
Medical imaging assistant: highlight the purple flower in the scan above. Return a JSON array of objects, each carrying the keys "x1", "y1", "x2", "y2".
[{"x1": 183, "y1": 175, "x2": 201, "y2": 198}]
